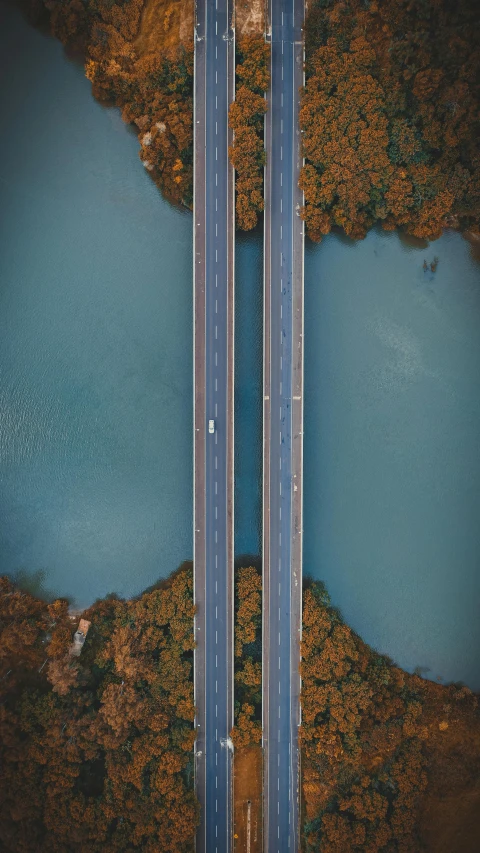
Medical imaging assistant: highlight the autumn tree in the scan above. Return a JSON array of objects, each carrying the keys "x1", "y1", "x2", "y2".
[
  {"x1": 229, "y1": 38, "x2": 270, "y2": 230},
  {"x1": 301, "y1": 0, "x2": 480, "y2": 241},
  {"x1": 0, "y1": 568, "x2": 198, "y2": 852},
  {"x1": 231, "y1": 566, "x2": 262, "y2": 748},
  {"x1": 301, "y1": 579, "x2": 480, "y2": 852}
]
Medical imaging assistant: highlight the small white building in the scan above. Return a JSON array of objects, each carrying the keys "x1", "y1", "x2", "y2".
[{"x1": 70, "y1": 618, "x2": 91, "y2": 657}]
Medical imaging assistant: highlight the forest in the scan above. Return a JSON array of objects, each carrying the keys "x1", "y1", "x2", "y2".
[
  {"x1": 231, "y1": 565, "x2": 262, "y2": 747},
  {"x1": 301, "y1": 580, "x2": 480, "y2": 852},
  {"x1": 25, "y1": 0, "x2": 195, "y2": 207},
  {"x1": 0, "y1": 570, "x2": 198, "y2": 852},
  {"x1": 300, "y1": 0, "x2": 480, "y2": 241},
  {"x1": 229, "y1": 38, "x2": 270, "y2": 231},
  {"x1": 24, "y1": 0, "x2": 271, "y2": 225}
]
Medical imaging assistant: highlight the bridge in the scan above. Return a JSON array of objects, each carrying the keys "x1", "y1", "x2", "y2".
[
  {"x1": 193, "y1": 0, "x2": 235, "y2": 850},
  {"x1": 193, "y1": 0, "x2": 304, "y2": 849},
  {"x1": 262, "y1": 0, "x2": 305, "y2": 849}
]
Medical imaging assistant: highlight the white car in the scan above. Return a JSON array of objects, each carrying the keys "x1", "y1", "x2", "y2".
[{"x1": 208, "y1": 419, "x2": 215, "y2": 434}]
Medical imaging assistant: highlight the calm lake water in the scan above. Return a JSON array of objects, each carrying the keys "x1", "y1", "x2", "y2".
[
  {"x1": 304, "y1": 228, "x2": 480, "y2": 689},
  {"x1": 1, "y1": 4, "x2": 479, "y2": 687},
  {"x1": 0, "y1": 3, "x2": 193, "y2": 606}
]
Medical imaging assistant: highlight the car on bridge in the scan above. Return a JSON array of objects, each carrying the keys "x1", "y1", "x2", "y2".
[{"x1": 208, "y1": 419, "x2": 215, "y2": 434}]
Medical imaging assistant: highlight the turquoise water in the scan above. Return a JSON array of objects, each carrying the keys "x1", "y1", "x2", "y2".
[
  {"x1": 235, "y1": 231, "x2": 263, "y2": 560},
  {"x1": 304, "y1": 228, "x2": 480, "y2": 689},
  {"x1": 0, "y1": 3, "x2": 193, "y2": 607}
]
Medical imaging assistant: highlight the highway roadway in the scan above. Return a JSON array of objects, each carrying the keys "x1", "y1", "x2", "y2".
[
  {"x1": 263, "y1": 0, "x2": 305, "y2": 850},
  {"x1": 193, "y1": 0, "x2": 235, "y2": 852}
]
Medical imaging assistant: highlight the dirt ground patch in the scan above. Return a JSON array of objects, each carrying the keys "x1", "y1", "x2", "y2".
[
  {"x1": 236, "y1": 0, "x2": 264, "y2": 37},
  {"x1": 418, "y1": 712, "x2": 480, "y2": 852},
  {"x1": 234, "y1": 745, "x2": 263, "y2": 853},
  {"x1": 135, "y1": 0, "x2": 194, "y2": 56}
]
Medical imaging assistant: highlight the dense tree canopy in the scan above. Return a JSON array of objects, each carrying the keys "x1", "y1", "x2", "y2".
[
  {"x1": 231, "y1": 565, "x2": 262, "y2": 747},
  {"x1": 28, "y1": 0, "x2": 194, "y2": 208},
  {"x1": 301, "y1": 0, "x2": 480, "y2": 241},
  {"x1": 301, "y1": 580, "x2": 480, "y2": 852},
  {"x1": 229, "y1": 38, "x2": 270, "y2": 230},
  {"x1": 0, "y1": 570, "x2": 197, "y2": 852}
]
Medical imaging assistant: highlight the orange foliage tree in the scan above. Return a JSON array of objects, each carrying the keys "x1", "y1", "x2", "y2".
[
  {"x1": 301, "y1": 0, "x2": 480, "y2": 241},
  {"x1": 301, "y1": 580, "x2": 480, "y2": 852},
  {"x1": 0, "y1": 569, "x2": 198, "y2": 852},
  {"x1": 231, "y1": 565, "x2": 262, "y2": 748},
  {"x1": 229, "y1": 38, "x2": 270, "y2": 231},
  {"x1": 29, "y1": 0, "x2": 194, "y2": 208}
]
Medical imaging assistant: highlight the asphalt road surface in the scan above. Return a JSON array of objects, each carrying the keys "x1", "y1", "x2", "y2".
[
  {"x1": 263, "y1": 0, "x2": 305, "y2": 850},
  {"x1": 193, "y1": 0, "x2": 235, "y2": 851}
]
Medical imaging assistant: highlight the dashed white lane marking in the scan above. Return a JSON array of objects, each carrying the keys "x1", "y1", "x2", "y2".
[
  {"x1": 280, "y1": 199, "x2": 283, "y2": 213},
  {"x1": 279, "y1": 431, "x2": 282, "y2": 445},
  {"x1": 279, "y1": 506, "x2": 282, "y2": 519},
  {"x1": 215, "y1": 403, "x2": 218, "y2": 416},
  {"x1": 215, "y1": 580, "x2": 218, "y2": 594},
  {"x1": 215, "y1": 299, "x2": 218, "y2": 313},
  {"x1": 215, "y1": 481, "x2": 218, "y2": 494},
  {"x1": 280, "y1": 303, "x2": 283, "y2": 318},
  {"x1": 215, "y1": 223, "x2": 218, "y2": 236},
  {"x1": 279, "y1": 532, "x2": 282, "y2": 546},
  {"x1": 280, "y1": 225, "x2": 283, "y2": 238},
  {"x1": 278, "y1": 658, "x2": 281, "y2": 670},
  {"x1": 215, "y1": 378, "x2": 218, "y2": 391},
  {"x1": 216, "y1": 630, "x2": 218, "y2": 643},
  {"x1": 215, "y1": 530, "x2": 218, "y2": 543},
  {"x1": 216, "y1": 71, "x2": 218, "y2": 84},
  {"x1": 216, "y1": 20, "x2": 218, "y2": 34},
  {"x1": 280, "y1": 381, "x2": 282, "y2": 395},
  {"x1": 281, "y1": 92, "x2": 283, "y2": 106},
  {"x1": 215, "y1": 506, "x2": 218, "y2": 519},
  {"x1": 215, "y1": 554, "x2": 218, "y2": 567},
  {"x1": 281, "y1": 172, "x2": 283, "y2": 186},
  {"x1": 216, "y1": 680, "x2": 218, "y2": 693},
  {"x1": 280, "y1": 482, "x2": 282, "y2": 494},
  {"x1": 215, "y1": 248, "x2": 218, "y2": 262},
  {"x1": 215, "y1": 352, "x2": 218, "y2": 366},
  {"x1": 216, "y1": 703, "x2": 218, "y2": 716},
  {"x1": 278, "y1": 632, "x2": 281, "y2": 646},
  {"x1": 216, "y1": 653, "x2": 218, "y2": 665},
  {"x1": 215, "y1": 198, "x2": 217, "y2": 211},
  {"x1": 216, "y1": 95, "x2": 218, "y2": 108},
  {"x1": 216, "y1": 146, "x2": 218, "y2": 160},
  {"x1": 215, "y1": 325, "x2": 218, "y2": 338},
  {"x1": 215, "y1": 456, "x2": 218, "y2": 469},
  {"x1": 281, "y1": 119, "x2": 283, "y2": 133},
  {"x1": 281, "y1": 146, "x2": 283, "y2": 160},
  {"x1": 215, "y1": 120, "x2": 218, "y2": 133},
  {"x1": 216, "y1": 173, "x2": 218, "y2": 186}
]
